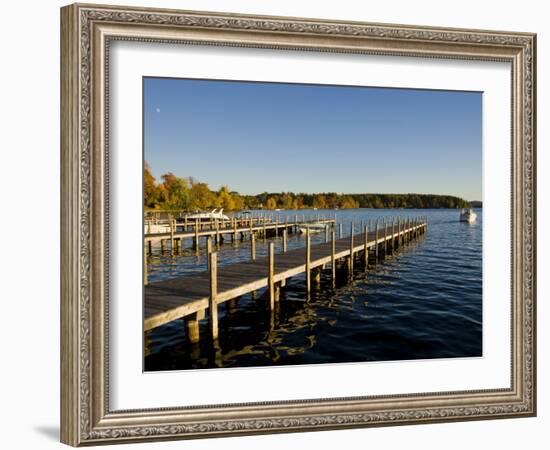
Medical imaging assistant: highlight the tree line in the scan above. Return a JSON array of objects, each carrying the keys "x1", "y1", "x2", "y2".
[{"x1": 144, "y1": 165, "x2": 469, "y2": 211}]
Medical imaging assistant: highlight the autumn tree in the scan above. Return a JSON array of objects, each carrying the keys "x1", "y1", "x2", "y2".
[
  {"x1": 144, "y1": 163, "x2": 159, "y2": 209},
  {"x1": 217, "y1": 186, "x2": 237, "y2": 210},
  {"x1": 313, "y1": 194, "x2": 327, "y2": 209},
  {"x1": 266, "y1": 197, "x2": 278, "y2": 210}
]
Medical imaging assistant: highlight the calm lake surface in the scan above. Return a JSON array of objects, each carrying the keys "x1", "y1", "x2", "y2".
[{"x1": 144, "y1": 208, "x2": 482, "y2": 371}]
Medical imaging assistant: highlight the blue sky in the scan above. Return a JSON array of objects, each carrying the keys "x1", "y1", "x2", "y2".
[{"x1": 144, "y1": 77, "x2": 482, "y2": 201}]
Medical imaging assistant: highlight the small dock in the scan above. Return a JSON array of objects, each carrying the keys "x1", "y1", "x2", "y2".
[
  {"x1": 144, "y1": 215, "x2": 335, "y2": 254},
  {"x1": 144, "y1": 216, "x2": 428, "y2": 344}
]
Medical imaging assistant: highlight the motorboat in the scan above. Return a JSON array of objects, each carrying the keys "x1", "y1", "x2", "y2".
[
  {"x1": 459, "y1": 208, "x2": 477, "y2": 223},
  {"x1": 144, "y1": 223, "x2": 171, "y2": 234},
  {"x1": 298, "y1": 223, "x2": 327, "y2": 234},
  {"x1": 187, "y1": 208, "x2": 230, "y2": 222}
]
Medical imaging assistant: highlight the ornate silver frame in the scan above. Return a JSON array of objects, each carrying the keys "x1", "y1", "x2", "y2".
[{"x1": 60, "y1": 3, "x2": 536, "y2": 446}]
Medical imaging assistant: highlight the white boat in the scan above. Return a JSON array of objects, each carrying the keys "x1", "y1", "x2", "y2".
[
  {"x1": 298, "y1": 223, "x2": 327, "y2": 234},
  {"x1": 459, "y1": 208, "x2": 477, "y2": 223},
  {"x1": 144, "y1": 223, "x2": 171, "y2": 234},
  {"x1": 187, "y1": 208, "x2": 230, "y2": 221}
]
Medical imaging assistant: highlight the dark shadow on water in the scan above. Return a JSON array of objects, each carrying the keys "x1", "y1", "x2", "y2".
[{"x1": 33, "y1": 425, "x2": 59, "y2": 441}]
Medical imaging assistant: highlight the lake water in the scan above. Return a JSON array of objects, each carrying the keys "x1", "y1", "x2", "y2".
[{"x1": 144, "y1": 208, "x2": 482, "y2": 371}]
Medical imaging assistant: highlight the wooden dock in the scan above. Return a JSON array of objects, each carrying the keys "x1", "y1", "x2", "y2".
[
  {"x1": 144, "y1": 217, "x2": 428, "y2": 343},
  {"x1": 144, "y1": 215, "x2": 335, "y2": 254}
]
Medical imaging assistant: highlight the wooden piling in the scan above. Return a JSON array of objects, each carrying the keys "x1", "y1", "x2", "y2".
[
  {"x1": 268, "y1": 242, "x2": 275, "y2": 310},
  {"x1": 306, "y1": 226, "x2": 311, "y2": 295},
  {"x1": 375, "y1": 221, "x2": 379, "y2": 259},
  {"x1": 339, "y1": 223, "x2": 343, "y2": 239},
  {"x1": 169, "y1": 214, "x2": 175, "y2": 254},
  {"x1": 349, "y1": 222, "x2": 354, "y2": 273},
  {"x1": 143, "y1": 244, "x2": 148, "y2": 286},
  {"x1": 147, "y1": 240, "x2": 152, "y2": 256},
  {"x1": 363, "y1": 224, "x2": 368, "y2": 268},
  {"x1": 194, "y1": 219, "x2": 199, "y2": 249},
  {"x1": 283, "y1": 229, "x2": 287, "y2": 253},
  {"x1": 331, "y1": 226, "x2": 336, "y2": 284},
  {"x1": 251, "y1": 232, "x2": 256, "y2": 260},
  {"x1": 209, "y1": 252, "x2": 218, "y2": 340},
  {"x1": 207, "y1": 236, "x2": 212, "y2": 269},
  {"x1": 184, "y1": 313, "x2": 200, "y2": 344},
  {"x1": 313, "y1": 268, "x2": 321, "y2": 285},
  {"x1": 383, "y1": 219, "x2": 387, "y2": 256}
]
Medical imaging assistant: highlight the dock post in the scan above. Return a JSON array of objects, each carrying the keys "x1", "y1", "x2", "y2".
[
  {"x1": 251, "y1": 232, "x2": 256, "y2": 260},
  {"x1": 396, "y1": 217, "x2": 400, "y2": 248},
  {"x1": 325, "y1": 224, "x2": 329, "y2": 243},
  {"x1": 339, "y1": 223, "x2": 343, "y2": 239},
  {"x1": 169, "y1": 214, "x2": 175, "y2": 255},
  {"x1": 184, "y1": 216, "x2": 188, "y2": 231},
  {"x1": 383, "y1": 219, "x2": 387, "y2": 256},
  {"x1": 375, "y1": 221, "x2": 379, "y2": 260},
  {"x1": 216, "y1": 221, "x2": 221, "y2": 246},
  {"x1": 209, "y1": 252, "x2": 219, "y2": 340},
  {"x1": 331, "y1": 225, "x2": 336, "y2": 285},
  {"x1": 268, "y1": 242, "x2": 275, "y2": 310},
  {"x1": 363, "y1": 223, "x2": 368, "y2": 268},
  {"x1": 275, "y1": 217, "x2": 279, "y2": 237},
  {"x1": 147, "y1": 240, "x2": 152, "y2": 256},
  {"x1": 263, "y1": 221, "x2": 267, "y2": 242},
  {"x1": 306, "y1": 227, "x2": 311, "y2": 295},
  {"x1": 283, "y1": 229, "x2": 287, "y2": 253},
  {"x1": 233, "y1": 219, "x2": 238, "y2": 245},
  {"x1": 207, "y1": 236, "x2": 212, "y2": 269},
  {"x1": 143, "y1": 243, "x2": 148, "y2": 286},
  {"x1": 194, "y1": 219, "x2": 199, "y2": 250},
  {"x1": 349, "y1": 222, "x2": 354, "y2": 274},
  {"x1": 391, "y1": 218, "x2": 396, "y2": 254},
  {"x1": 184, "y1": 313, "x2": 200, "y2": 344},
  {"x1": 160, "y1": 239, "x2": 166, "y2": 254}
]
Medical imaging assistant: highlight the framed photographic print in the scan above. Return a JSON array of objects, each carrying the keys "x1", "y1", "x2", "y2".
[{"x1": 60, "y1": 3, "x2": 536, "y2": 446}]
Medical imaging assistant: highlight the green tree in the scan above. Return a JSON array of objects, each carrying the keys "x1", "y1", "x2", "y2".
[
  {"x1": 161, "y1": 172, "x2": 190, "y2": 210},
  {"x1": 281, "y1": 193, "x2": 294, "y2": 210},
  {"x1": 189, "y1": 182, "x2": 215, "y2": 210}
]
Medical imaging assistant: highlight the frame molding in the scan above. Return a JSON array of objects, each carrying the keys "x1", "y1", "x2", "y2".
[{"x1": 60, "y1": 3, "x2": 536, "y2": 446}]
